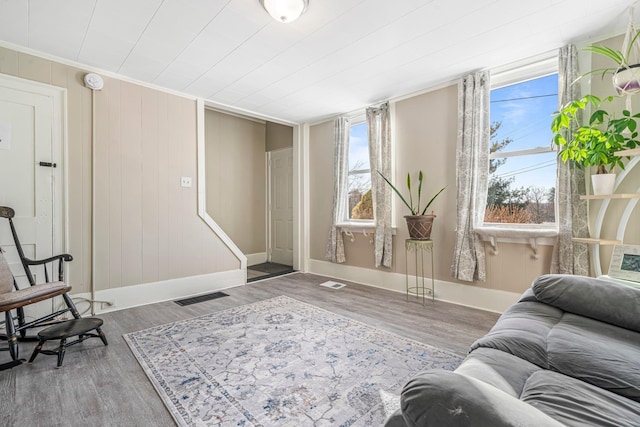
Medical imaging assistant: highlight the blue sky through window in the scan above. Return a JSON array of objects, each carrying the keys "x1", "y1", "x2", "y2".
[
  {"x1": 490, "y1": 74, "x2": 558, "y2": 191},
  {"x1": 349, "y1": 122, "x2": 369, "y2": 170}
]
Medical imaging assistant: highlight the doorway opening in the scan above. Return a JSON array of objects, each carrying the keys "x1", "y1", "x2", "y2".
[{"x1": 247, "y1": 262, "x2": 295, "y2": 282}]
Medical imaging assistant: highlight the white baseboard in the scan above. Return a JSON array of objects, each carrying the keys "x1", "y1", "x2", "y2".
[
  {"x1": 246, "y1": 252, "x2": 267, "y2": 266},
  {"x1": 67, "y1": 261, "x2": 519, "y2": 316},
  {"x1": 308, "y1": 259, "x2": 520, "y2": 314},
  {"x1": 72, "y1": 269, "x2": 245, "y2": 315}
]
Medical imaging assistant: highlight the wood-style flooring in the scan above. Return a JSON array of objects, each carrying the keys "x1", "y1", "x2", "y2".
[{"x1": 0, "y1": 273, "x2": 500, "y2": 426}]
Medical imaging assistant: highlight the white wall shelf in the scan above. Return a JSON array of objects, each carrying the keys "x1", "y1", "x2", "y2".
[
  {"x1": 615, "y1": 148, "x2": 640, "y2": 157},
  {"x1": 580, "y1": 151, "x2": 640, "y2": 276},
  {"x1": 580, "y1": 194, "x2": 640, "y2": 200},
  {"x1": 572, "y1": 238, "x2": 622, "y2": 245}
]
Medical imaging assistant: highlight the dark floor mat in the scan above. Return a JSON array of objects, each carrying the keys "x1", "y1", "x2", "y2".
[
  {"x1": 249, "y1": 262, "x2": 293, "y2": 274},
  {"x1": 174, "y1": 291, "x2": 229, "y2": 306},
  {"x1": 247, "y1": 269, "x2": 295, "y2": 283}
]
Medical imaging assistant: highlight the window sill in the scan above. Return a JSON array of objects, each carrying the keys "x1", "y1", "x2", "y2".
[
  {"x1": 474, "y1": 225, "x2": 558, "y2": 259},
  {"x1": 337, "y1": 223, "x2": 397, "y2": 244}
]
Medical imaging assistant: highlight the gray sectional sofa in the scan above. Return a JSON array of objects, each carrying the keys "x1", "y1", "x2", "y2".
[{"x1": 386, "y1": 274, "x2": 640, "y2": 426}]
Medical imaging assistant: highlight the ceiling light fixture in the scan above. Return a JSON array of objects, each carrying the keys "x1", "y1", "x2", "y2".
[{"x1": 260, "y1": 0, "x2": 309, "y2": 23}]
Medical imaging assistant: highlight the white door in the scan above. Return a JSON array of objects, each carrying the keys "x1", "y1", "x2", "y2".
[
  {"x1": 0, "y1": 76, "x2": 65, "y2": 316},
  {"x1": 268, "y1": 148, "x2": 293, "y2": 265}
]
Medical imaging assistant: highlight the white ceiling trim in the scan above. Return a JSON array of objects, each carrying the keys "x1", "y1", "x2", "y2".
[{"x1": 0, "y1": 40, "x2": 202, "y2": 101}]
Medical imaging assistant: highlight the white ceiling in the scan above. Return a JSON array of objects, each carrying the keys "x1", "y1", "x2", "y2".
[{"x1": 0, "y1": 0, "x2": 636, "y2": 123}]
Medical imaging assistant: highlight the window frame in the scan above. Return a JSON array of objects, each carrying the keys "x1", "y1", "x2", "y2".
[
  {"x1": 338, "y1": 114, "x2": 375, "y2": 227},
  {"x1": 477, "y1": 53, "x2": 559, "y2": 243}
]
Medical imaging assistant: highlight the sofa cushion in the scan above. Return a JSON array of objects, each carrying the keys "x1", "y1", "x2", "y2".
[
  {"x1": 384, "y1": 409, "x2": 407, "y2": 427},
  {"x1": 400, "y1": 370, "x2": 564, "y2": 427},
  {"x1": 548, "y1": 313, "x2": 640, "y2": 402},
  {"x1": 470, "y1": 301, "x2": 563, "y2": 368},
  {"x1": 456, "y1": 348, "x2": 542, "y2": 398},
  {"x1": 533, "y1": 274, "x2": 640, "y2": 332},
  {"x1": 387, "y1": 274, "x2": 640, "y2": 427},
  {"x1": 521, "y1": 370, "x2": 640, "y2": 427}
]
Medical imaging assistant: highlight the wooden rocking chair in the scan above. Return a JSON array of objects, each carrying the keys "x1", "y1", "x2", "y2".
[
  {"x1": 0, "y1": 248, "x2": 72, "y2": 368},
  {"x1": 0, "y1": 206, "x2": 86, "y2": 369}
]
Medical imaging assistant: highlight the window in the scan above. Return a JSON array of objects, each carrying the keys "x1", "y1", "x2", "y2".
[
  {"x1": 486, "y1": 72, "x2": 558, "y2": 226},
  {"x1": 346, "y1": 121, "x2": 373, "y2": 222}
]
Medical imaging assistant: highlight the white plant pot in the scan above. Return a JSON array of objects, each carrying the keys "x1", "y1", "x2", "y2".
[
  {"x1": 613, "y1": 65, "x2": 640, "y2": 95},
  {"x1": 591, "y1": 173, "x2": 616, "y2": 196}
]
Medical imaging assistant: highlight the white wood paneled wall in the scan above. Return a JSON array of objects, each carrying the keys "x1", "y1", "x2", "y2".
[
  {"x1": 92, "y1": 79, "x2": 240, "y2": 291},
  {"x1": 0, "y1": 46, "x2": 240, "y2": 294}
]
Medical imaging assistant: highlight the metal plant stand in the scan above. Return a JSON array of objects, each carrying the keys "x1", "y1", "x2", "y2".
[{"x1": 405, "y1": 239, "x2": 435, "y2": 305}]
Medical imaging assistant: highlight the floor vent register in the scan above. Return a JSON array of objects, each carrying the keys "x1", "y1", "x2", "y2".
[
  {"x1": 319, "y1": 281, "x2": 346, "y2": 290},
  {"x1": 175, "y1": 291, "x2": 229, "y2": 306}
]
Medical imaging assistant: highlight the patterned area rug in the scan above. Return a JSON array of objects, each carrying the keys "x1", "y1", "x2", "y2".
[{"x1": 124, "y1": 296, "x2": 463, "y2": 426}]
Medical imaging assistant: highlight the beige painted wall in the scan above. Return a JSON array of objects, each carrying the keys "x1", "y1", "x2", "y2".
[
  {"x1": 309, "y1": 120, "x2": 334, "y2": 263},
  {"x1": 309, "y1": 85, "x2": 553, "y2": 295},
  {"x1": 0, "y1": 46, "x2": 239, "y2": 294},
  {"x1": 266, "y1": 121, "x2": 293, "y2": 152},
  {"x1": 586, "y1": 34, "x2": 640, "y2": 274},
  {"x1": 205, "y1": 110, "x2": 266, "y2": 255}
]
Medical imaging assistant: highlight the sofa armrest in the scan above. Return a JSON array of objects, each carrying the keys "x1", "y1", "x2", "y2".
[
  {"x1": 533, "y1": 274, "x2": 640, "y2": 332},
  {"x1": 384, "y1": 409, "x2": 409, "y2": 427},
  {"x1": 400, "y1": 370, "x2": 564, "y2": 427},
  {"x1": 518, "y1": 287, "x2": 538, "y2": 302}
]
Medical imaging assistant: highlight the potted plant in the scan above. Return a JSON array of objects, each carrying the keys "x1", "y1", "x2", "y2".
[
  {"x1": 378, "y1": 170, "x2": 445, "y2": 240},
  {"x1": 551, "y1": 94, "x2": 640, "y2": 194},
  {"x1": 583, "y1": 29, "x2": 640, "y2": 95}
]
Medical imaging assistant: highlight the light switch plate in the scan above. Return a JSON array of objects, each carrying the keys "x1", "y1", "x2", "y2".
[{"x1": 181, "y1": 176, "x2": 192, "y2": 187}]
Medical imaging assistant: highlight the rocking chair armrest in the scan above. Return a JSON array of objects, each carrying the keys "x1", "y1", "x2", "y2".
[
  {"x1": 22, "y1": 254, "x2": 73, "y2": 283},
  {"x1": 22, "y1": 253, "x2": 73, "y2": 265}
]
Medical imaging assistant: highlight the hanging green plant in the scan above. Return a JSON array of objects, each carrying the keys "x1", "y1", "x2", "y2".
[{"x1": 580, "y1": 8, "x2": 640, "y2": 95}]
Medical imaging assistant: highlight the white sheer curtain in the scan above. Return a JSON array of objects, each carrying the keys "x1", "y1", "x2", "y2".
[
  {"x1": 552, "y1": 44, "x2": 589, "y2": 275},
  {"x1": 326, "y1": 116, "x2": 349, "y2": 263},
  {"x1": 451, "y1": 71, "x2": 490, "y2": 282},
  {"x1": 367, "y1": 102, "x2": 393, "y2": 268}
]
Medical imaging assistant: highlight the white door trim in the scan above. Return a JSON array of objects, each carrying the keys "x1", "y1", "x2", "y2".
[
  {"x1": 293, "y1": 124, "x2": 308, "y2": 272},
  {"x1": 267, "y1": 151, "x2": 272, "y2": 263},
  {"x1": 0, "y1": 72, "x2": 67, "y2": 256}
]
